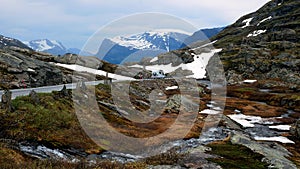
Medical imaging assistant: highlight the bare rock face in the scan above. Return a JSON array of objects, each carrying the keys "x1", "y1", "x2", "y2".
[
  {"x1": 1, "y1": 89, "x2": 12, "y2": 111},
  {"x1": 0, "y1": 47, "x2": 65, "y2": 89}
]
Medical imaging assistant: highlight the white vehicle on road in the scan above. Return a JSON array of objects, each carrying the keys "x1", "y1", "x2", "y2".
[{"x1": 151, "y1": 70, "x2": 166, "y2": 79}]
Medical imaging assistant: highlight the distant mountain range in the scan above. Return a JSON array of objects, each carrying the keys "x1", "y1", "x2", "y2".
[
  {"x1": 23, "y1": 39, "x2": 92, "y2": 56},
  {"x1": 96, "y1": 28, "x2": 223, "y2": 64},
  {"x1": 1, "y1": 27, "x2": 223, "y2": 63}
]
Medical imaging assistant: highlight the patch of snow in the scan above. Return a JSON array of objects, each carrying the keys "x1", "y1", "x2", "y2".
[
  {"x1": 269, "y1": 125, "x2": 291, "y2": 131},
  {"x1": 199, "y1": 109, "x2": 221, "y2": 115},
  {"x1": 130, "y1": 49, "x2": 222, "y2": 79},
  {"x1": 55, "y1": 63, "x2": 134, "y2": 81},
  {"x1": 27, "y1": 68, "x2": 35, "y2": 72},
  {"x1": 35, "y1": 40, "x2": 53, "y2": 51},
  {"x1": 241, "y1": 18, "x2": 253, "y2": 28},
  {"x1": 257, "y1": 16, "x2": 272, "y2": 26},
  {"x1": 254, "y1": 136, "x2": 295, "y2": 144},
  {"x1": 23, "y1": 41, "x2": 30, "y2": 46},
  {"x1": 247, "y1": 30, "x2": 267, "y2": 37},
  {"x1": 243, "y1": 79, "x2": 257, "y2": 83},
  {"x1": 3, "y1": 36, "x2": 13, "y2": 41},
  {"x1": 166, "y1": 86, "x2": 178, "y2": 90},
  {"x1": 150, "y1": 57, "x2": 158, "y2": 62},
  {"x1": 234, "y1": 109, "x2": 241, "y2": 113},
  {"x1": 185, "y1": 49, "x2": 222, "y2": 79},
  {"x1": 228, "y1": 114, "x2": 262, "y2": 128},
  {"x1": 50, "y1": 40, "x2": 64, "y2": 49}
]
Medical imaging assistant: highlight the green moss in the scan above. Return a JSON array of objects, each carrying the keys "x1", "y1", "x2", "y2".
[
  {"x1": 207, "y1": 142, "x2": 269, "y2": 169},
  {"x1": 1, "y1": 92, "x2": 102, "y2": 153}
]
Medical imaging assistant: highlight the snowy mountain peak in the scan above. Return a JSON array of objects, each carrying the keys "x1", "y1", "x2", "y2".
[
  {"x1": 22, "y1": 39, "x2": 92, "y2": 56},
  {"x1": 23, "y1": 39, "x2": 66, "y2": 52},
  {"x1": 108, "y1": 30, "x2": 191, "y2": 51}
]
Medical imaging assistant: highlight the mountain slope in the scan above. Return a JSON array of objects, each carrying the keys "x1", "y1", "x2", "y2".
[
  {"x1": 129, "y1": 0, "x2": 299, "y2": 87},
  {"x1": 182, "y1": 27, "x2": 225, "y2": 46},
  {"x1": 211, "y1": 0, "x2": 300, "y2": 86},
  {"x1": 23, "y1": 39, "x2": 67, "y2": 56},
  {"x1": 96, "y1": 30, "x2": 190, "y2": 64},
  {"x1": 0, "y1": 35, "x2": 32, "y2": 50}
]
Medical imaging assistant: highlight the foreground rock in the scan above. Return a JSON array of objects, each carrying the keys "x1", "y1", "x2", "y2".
[{"x1": 0, "y1": 47, "x2": 65, "y2": 89}]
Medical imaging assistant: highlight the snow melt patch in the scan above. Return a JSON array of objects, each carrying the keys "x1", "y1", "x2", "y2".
[
  {"x1": 247, "y1": 30, "x2": 267, "y2": 37},
  {"x1": 55, "y1": 63, "x2": 134, "y2": 81},
  {"x1": 257, "y1": 16, "x2": 272, "y2": 26},
  {"x1": 130, "y1": 49, "x2": 222, "y2": 79},
  {"x1": 150, "y1": 57, "x2": 158, "y2": 63},
  {"x1": 166, "y1": 86, "x2": 178, "y2": 90},
  {"x1": 254, "y1": 136, "x2": 295, "y2": 144},
  {"x1": 228, "y1": 114, "x2": 262, "y2": 128},
  {"x1": 243, "y1": 79, "x2": 257, "y2": 83},
  {"x1": 199, "y1": 109, "x2": 221, "y2": 115},
  {"x1": 242, "y1": 18, "x2": 253, "y2": 28},
  {"x1": 27, "y1": 68, "x2": 35, "y2": 72},
  {"x1": 269, "y1": 125, "x2": 291, "y2": 131}
]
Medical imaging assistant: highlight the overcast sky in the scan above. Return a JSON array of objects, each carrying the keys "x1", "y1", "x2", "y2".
[{"x1": 0, "y1": 0, "x2": 270, "y2": 49}]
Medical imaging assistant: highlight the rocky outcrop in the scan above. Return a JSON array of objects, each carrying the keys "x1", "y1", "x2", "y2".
[
  {"x1": 231, "y1": 131, "x2": 297, "y2": 169},
  {"x1": 0, "y1": 47, "x2": 66, "y2": 89},
  {"x1": 211, "y1": 0, "x2": 300, "y2": 86},
  {"x1": 0, "y1": 35, "x2": 32, "y2": 50}
]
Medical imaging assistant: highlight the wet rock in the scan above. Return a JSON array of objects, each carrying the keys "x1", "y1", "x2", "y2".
[
  {"x1": 29, "y1": 90, "x2": 40, "y2": 104},
  {"x1": 60, "y1": 85, "x2": 70, "y2": 97},
  {"x1": 290, "y1": 119, "x2": 300, "y2": 139}
]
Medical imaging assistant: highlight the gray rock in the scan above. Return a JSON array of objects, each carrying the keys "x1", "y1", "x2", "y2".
[
  {"x1": 0, "y1": 47, "x2": 65, "y2": 89},
  {"x1": 231, "y1": 131, "x2": 297, "y2": 169},
  {"x1": 1, "y1": 89, "x2": 12, "y2": 111},
  {"x1": 290, "y1": 119, "x2": 300, "y2": 139},
  {"x1": 29, "y1": 90, "x2": 39, "y2": 104}
]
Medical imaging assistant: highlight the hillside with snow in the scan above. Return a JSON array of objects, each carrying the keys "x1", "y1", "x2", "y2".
[{"x1": 0, "y1": 35, "x2": 32, "y2": 50}]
